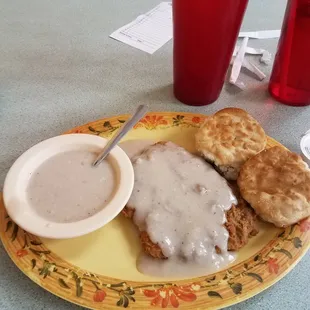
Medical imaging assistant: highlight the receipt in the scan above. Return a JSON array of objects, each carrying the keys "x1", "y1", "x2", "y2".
[
  {"x1": 110, "y1": 5, "x2": 274, "y2": 87},
  {"x1": 111, "y1": 5, "x2": 279, "y2": 54},
  {"x1": 110, "y1": 2, "x2": 172, "y2": 54}
]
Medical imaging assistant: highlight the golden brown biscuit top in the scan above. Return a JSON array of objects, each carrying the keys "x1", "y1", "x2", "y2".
[
  {"x1": 238, "y1": 146, "x2": 310, "y2": 227},
  {"x1": 195, "y1": 108, "x2": 266, "y2": 167}
]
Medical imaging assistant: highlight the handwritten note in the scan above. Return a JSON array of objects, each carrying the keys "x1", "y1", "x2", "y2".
[{"x1": 110, "y1": 2, "x2": 172, "y2": 54}]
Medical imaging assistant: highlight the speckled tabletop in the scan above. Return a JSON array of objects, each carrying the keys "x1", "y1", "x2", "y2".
[{"x1": 0, "y1": 0, "x2": 309, "y2": 309}]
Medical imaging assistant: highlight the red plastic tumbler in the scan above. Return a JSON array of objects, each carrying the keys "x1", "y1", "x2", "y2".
[
  {"x1": 269, "y1": 0, "x2": 310, "y2": 106},
  {"x1": 172, "y1": 0, "x2": 249, "y2": 106}
]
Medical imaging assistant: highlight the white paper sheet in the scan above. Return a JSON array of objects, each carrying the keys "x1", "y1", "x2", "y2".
[
  {"x1": 242, "y1": 58, "x2": 266, "y2": 80},
  {"x1": 260, "y1": 50, "x2": 272, "y2": 64},
  {"x1": 239, "y1": 30, "x2": 280, "y2": 39},
  {"x1": 110, "y1": 2, "x2": 172, "y2": 54},
  {"x1": 230, "y1": 37, "x2": 249, "y2": 86},
  {"x1": 233, "y1": 46, "x2": 272, "y2": 65},
  {"x1": 233, "y1": 46, "x2": 266, "y2": 56}
]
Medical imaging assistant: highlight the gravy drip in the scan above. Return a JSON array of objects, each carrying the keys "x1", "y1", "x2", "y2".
[
  {"x1": 27, "y1": 150, "x2": 116, "y2": 223},
  {"x1": 127, "y1": 142, "x2": 237, "y2": 277}
]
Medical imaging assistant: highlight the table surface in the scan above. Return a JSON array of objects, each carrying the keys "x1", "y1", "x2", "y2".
[{"x1": 1, "y1": 0, "x2": 309, "y2": 309}]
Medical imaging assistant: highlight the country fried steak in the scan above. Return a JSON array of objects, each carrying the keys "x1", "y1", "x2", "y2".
[
  {"x1": 122, "y1": 194, "x2": 258, "y2": 259},
  {"x1": 122, "y1": 141, "x2": 259, "y2": 260}
]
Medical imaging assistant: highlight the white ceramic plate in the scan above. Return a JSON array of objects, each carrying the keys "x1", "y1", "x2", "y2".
[
  {"x1": 301, "y1": 132, "x2": 310, "y2": 161},
  {"x1": 3, "y1": 134, "x2": 134, "y2": 239}
]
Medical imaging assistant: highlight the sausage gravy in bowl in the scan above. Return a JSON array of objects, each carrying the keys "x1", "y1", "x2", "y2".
[{"x1": 3, "y1": 134, "x2": 134, "y2": 239}]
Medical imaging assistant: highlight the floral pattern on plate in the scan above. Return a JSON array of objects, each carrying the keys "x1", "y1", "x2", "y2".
[{"x1": 1, "y1": 112, "x2": 309, "y2": 310}]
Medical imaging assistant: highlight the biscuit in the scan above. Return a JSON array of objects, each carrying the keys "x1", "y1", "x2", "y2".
[
  {"x1": 238, "y1": 146, "x2": 310, "y2": 227},
  {"x1": 195, "y1": 108, "x2": 266, "y2": 180}
]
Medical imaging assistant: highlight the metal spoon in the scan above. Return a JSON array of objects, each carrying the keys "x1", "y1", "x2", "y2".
[{"x1": 92, "y1": 105, "x2": 148, "y2": 167}]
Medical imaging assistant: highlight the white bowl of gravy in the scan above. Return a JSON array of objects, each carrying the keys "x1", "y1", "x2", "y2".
[{"x1": 3, "y1": 134, "x2": 134, "y2": 239}]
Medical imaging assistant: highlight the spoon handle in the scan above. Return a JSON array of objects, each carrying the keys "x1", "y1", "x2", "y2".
[{"x1": 93, "y1": 105, "x2": 148, "y2": 167}]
